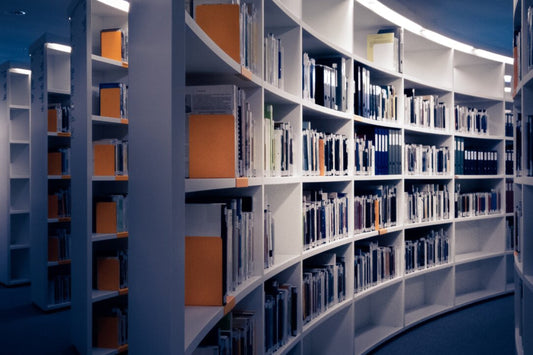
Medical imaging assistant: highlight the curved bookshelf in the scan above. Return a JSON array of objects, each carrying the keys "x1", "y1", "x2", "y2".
[
  {"x1": 115, "y1": 0, "x2": 518, "y2": 353},
  {"x1": 178, "y1": 0, "x2": 515, "y2": 353}
]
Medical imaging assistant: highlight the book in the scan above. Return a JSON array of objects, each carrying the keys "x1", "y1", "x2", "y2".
[
  {"x1": 302, "y1": 121, "x2": 348, "y2": 176},
  {"x1": 99, "y1": 82, "x2": 127, "y2": 119},
  {"x1": 303, "y1": 190, "x2": 349, "y2": 250},
  {"x1": 95, "y1": 195, "x2": 127, "y2": 234},
  {"x1": 354, "y1": 240, "x2": 398, "y2": 293},
  {"x1": 405, "y1": 184, "x2": 450, "y2": 224},
  {"x1": 93, "y1": 139, "x2": 128, "y2": 176},
  {"x1": 100, "y1": 28, "x2": 128, "y2": 62},
  {"x1": 367, "y1": 32, "x2": 398, "y2": 72},
  {"x1": 187, "y1": 85, "x2": 255, "y2": 178},
  {"x1": 96, "y1": 250, "x2": 128, "y2": 291},
  {"x1": 405, "y1": 228, "x2": 449, "y2": 273},
  {"x1": 195, "y1": 3, "x2": 241, "y2": 64},
  {"x1": 354, "y1": 185, "x2": 397, "y2": 234},
  {"x1": 95, "y1": 307, "x2": 128, "y2": 349},
  {"x1": 265, "y1": 279, "x2": 298, "y2": 352}
]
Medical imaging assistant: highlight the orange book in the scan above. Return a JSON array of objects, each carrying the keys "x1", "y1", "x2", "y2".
[
  {"x1": 94, "y1": 143, "x2": 115, "y2": 176},
  {"x1": 319, "y1": 138, "x2": 325, "y2": 176},
  {"x1": 185, "y1": 236, "x2": 223, "y2": 306},
  {"x1": 195, "y1": 4, "x2": 240, "y2": 63},
  {"x1": 48, "y1": 152, "x2": 62, "y2": 175},
  {"x1": 48, "y1": 194, "x2": 58, "y2": 219},
  {"x1": 101, "y1": 29, "x2": 123, "y2": 61},
  {"x1": 96, "y1": 316, "x2": 120, "y2": 348},
  {"x1": 374, "y1": 199, "x2": 380, "y2": 230},
  {"x1": 48, "y1": 236, "x2": 59, "y2": 262},
  {"x1": 48, "y1": 108, "x2": 58, "y2": 132},
  {"x1": 189, "y1": 114, "x2": 236, "y2": 178},
  {"x1": 96, "y1": 201, "x2": 117, "y2": 234},
  {"x1": 97, "y1": 256, "x2": 120, "y2": 290},
  {"x1": 100, "y1": 84, "x2": 122, "y2": 118}
]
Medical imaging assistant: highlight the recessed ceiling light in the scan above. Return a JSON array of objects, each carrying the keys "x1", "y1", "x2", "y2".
[{"x1": 6, "y1": 9, "x2": 27, "y2": 16}]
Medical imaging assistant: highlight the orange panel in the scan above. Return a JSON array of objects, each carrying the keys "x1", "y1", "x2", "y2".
[
  {"x1": 195, "y1": 4, "x2": 240, "y2": 63},
  {"x1": 94, "y1": 144, "x2": 115, "y2": 176},
  {"x1": 185, "y1": 236, "x2": 223, "y2": 306},
  {"x1": 96, "y1": 201, "x2": 117, "y2": 234},
  {"x1": 101, "y1": 29, "x2": 123, "y2": 61},
  {"x1": 189, "y1": 114, "x2": 235, "y2": 178}
]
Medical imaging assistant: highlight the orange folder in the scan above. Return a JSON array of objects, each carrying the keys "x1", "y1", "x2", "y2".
[
  {"x1": 195, "y1": 4, "x2": 240, "y2": 63},
  {"x1": 48, "y1": 236, "x2": 59, "y2": 262},
  {"x1": 101, "y1": 29, "x2": 123, "y2": 61},
  {"x1": 94, "y1": 144, "x2": 115, "y2": 176},
  {"x1": 100, "y1": 86, "x2": 122, "y2": 118},
  {"x1": 48, "y1": 194, "x2": 58, "y2": 219},
  {"x1": 185, "y1": 236, "x2": 223, "y2": 306},
  {"x1": 96, "y1": 201, "x2": 117, "y2": 234},
  {"x1": 374, "y1": 199, "x2": 380, "y2": 230},
  {"x1": 97, "y1": 256, "x2": 120, "y2": 290},
  {"x1": 48, "y1": 108, "x2": 58, "y2": 132},
  {"x1": 96, "y1": 316, "x2": 120, "y2": 348},
  {"x1": 189, "y1": 114, "x2": 236, "y2": 178},
  {"x1": 48, "y1": 152, "x2": 62, "y2": 175},
  {"x1": 319, "y1": 138, "x2": 325, "y2": 176}
]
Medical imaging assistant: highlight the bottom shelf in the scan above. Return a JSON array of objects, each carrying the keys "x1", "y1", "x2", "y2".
[
  {"x1": 455, "y1": 289, "x2": 505, "y2": 307},
  {"x1": 405, "y1": 304, "x2": 451, "y2": 326},
  {"x1": 92, "y1": 344, "x2": 128, "y2": 355},
  {"x1": 45, "y1": 301, "x2": 71, "y2": 311},
  {"x1": 185, "y1": 306, "x2": 224, "y2": 354},
  {"x1": 354, "y1": 325, "x2": 401, "y2": 355}
]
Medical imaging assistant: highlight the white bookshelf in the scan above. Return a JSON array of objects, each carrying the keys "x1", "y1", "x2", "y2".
[
  {"x1": 0, "y1": 61, "x2": 31, "y2": 286},
  {"x1": 69, "y1": 0, "x2": 129, "y2": 353},
  {"x1": 29, "y1": 34, "x2": 72, "y2": 311},
  {"x1": 108, "y1": 0, "x2": 517, "y2": 353}
]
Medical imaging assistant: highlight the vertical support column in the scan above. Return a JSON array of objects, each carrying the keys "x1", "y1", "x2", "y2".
[{"x1": 129, "y1": 0, "x2": 185, "y2": 353}]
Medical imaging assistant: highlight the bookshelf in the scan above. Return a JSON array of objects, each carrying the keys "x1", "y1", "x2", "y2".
[
  {"x1": 29, "y1": 34, "x2": 72, "y2": 311},
  {"x1": 0, "y1": 61, "x2": 31, "y2": 286},
  {"x1": 39, "y1": 0, "x2": 513, "y2": 353},
  {"x1": 69, "y1": 0, "x2": 129, "y2": 353},
  {"x1": 171, "y1": 0, "x2": 516, "y2": 354},
  {"x1": 514, "y1": 0, "x2": 533, "y2": 353}
]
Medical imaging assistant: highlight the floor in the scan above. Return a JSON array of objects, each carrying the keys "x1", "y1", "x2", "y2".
[{"x1": 0, "y1": 285, "x2": 516, "y2": 354}]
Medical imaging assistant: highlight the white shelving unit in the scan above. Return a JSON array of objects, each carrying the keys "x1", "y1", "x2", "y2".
[
  {"x1": 0, "y1": 61, "x2": 31, "y2": 286},
  {"x1": 70, "y1": 0, "x2": 129, "y2": 353},
  {"x1": 170, "y1": 0, "x2": 516, "y2": 354},
  {"x1": 29, "y1": 34, "x2": 72, "y2": 311}
]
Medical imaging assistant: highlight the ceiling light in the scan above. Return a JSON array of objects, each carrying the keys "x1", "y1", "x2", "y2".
[
  {"x1": 504, "y1": 75, "x2": 512, "y2": 83},
  {"x1": 46, "y1": 43, "x2": 72, "y2": 54},
  {"x1": 96, "y1": 0, "x2": 129, "y2": 12},
  {"x1": 9, "y1": 68, "x2": 31, "y2": 75},
  {"x1": 504, "y1": 87, "x2": 511, "y2": 93},
  {"x1": 5, "y1": 9, "x2": 27, "y2": 16},
  {"x1": 354, "y1": 0, "x2": 513, "y2": 64}
]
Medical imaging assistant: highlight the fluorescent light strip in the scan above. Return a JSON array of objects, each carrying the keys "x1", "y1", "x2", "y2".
[
  {"x1": 9, "y1": 68, "x2": 31, "y2": 75},
  {"x1": 96, "y1": 0, "x2": 129, "y2": 12},
  {"x1": 355, "y1": 0, "x2": 513, "y2": 64},
  {"x1": 46, "y1": 43, "x2": 72, "y2": 54}
]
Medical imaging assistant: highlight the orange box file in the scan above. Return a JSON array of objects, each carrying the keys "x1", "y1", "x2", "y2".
[
  {"x1": 100, "y1": 85, "x2": 122, "y2": 118},
  {"x1": 96, "y1": 201, "x2": 117, "y2": 234},
  {"x1": 95, "y1": 316, "x2": 120, "y2": 348},
  {"x1": 94, "y1": 144, "x2": 115, "y2": 176},
  {"x1": 101, "y1": 29, "x2": 123, "y2": 62},
  {"x1": 96, "y1": 256, "x2": 120, "y2": 291},
  {"x1": 195, "y1": 4, "x2": 240, "y2": 63},
  {"x1": 48, "y1": 108, "x2": 58, "y2": 132},
  {"x1": 48, "y1": 236, "x2": 59, "y2": 262},
  {"x1": 185, "y1": 236, "x2": 223, "y2": 306},
  {"x1": 48, "y1": 152, "x2": 62, "y2": 175},
  {"x1": 48, "y1": 194, "x2": 58, "y2": 219},
  {"x1": 189, "y1": 114, "x2": 236, "y2": 178}
]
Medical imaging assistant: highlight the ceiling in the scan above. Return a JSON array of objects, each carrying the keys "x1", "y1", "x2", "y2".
[{"x1": 0, "y1": 0, "x2": 513, "y2": 64}]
